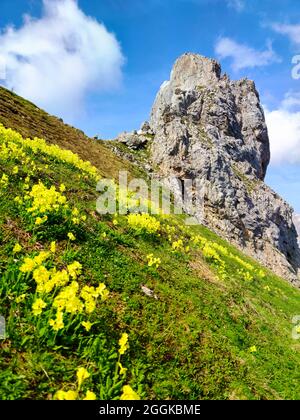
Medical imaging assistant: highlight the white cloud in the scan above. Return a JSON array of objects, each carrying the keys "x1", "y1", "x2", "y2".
[
  {"x1": 265, "y1": 93, "x2": 300, "y2": 165},
  {"x1": 0, "y1": 0, "x2": 124, "y2": 120},
  {"x1": 272, "y1": 23, "x2": 300, "y2": 45},
  {"x1": 215, "y1": 37, "x2": 280, "y2": 71},
  {"x1": 226, "y1": 0, "x2": 245, "y2": 12}
]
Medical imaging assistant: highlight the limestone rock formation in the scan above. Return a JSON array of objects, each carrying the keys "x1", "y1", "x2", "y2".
[
  {"x1": 148, "y1": 53, "x2": 300, "y2": 284},
  {"x1": 293, "y1": 214, "x2": 300, "y2": 246}
]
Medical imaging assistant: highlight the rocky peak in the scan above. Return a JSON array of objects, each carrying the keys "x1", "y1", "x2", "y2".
[
  {"x1": 170, "y1": 53, "x2": 221, "y2": 90},
  {"x1": 150, "y1": 54, "x2": 270, "y2": 181}
]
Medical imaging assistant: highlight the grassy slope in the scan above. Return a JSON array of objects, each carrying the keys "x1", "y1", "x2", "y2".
[
  {"x1": 0, "y1": 88, "x2": 300, "y2": 400},
  {"x1": 0, "y1": 86, "x2": 142, "y2": 180}
]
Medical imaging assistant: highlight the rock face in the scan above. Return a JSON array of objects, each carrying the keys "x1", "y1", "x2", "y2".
[
  {"x1": 148, "y1": 53, "x2": 300, "y2": 284},
  {"x1": 293, "y1": 214, "x2": 300, "y2": 247}
]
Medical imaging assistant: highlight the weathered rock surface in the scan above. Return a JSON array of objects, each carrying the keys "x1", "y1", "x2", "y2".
[
  {"x1": 148, "y1": 53, "x2": 300, "y2": 284},
  {"x1": 293, "y1": 214, "x2": 300, "y2": 246},
  {"x1": 116, "y1": 121, "x2": 154, "y2": 151}
]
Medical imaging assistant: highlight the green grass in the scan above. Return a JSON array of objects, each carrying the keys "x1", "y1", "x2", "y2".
[{"x1": 0, "y1": 89, "x2": 300, "y2": 400}]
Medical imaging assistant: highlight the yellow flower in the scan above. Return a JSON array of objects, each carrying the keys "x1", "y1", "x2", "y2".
[
  {"x1": 118, "y1": 362, "x2": 128, "y2": 375},
  {"x1": 54, "y1": 390, "x2": 65, "y2": 400},
  {"x1": 12, "y1": 166, "x2": 19, "y2": 174},
  {"x1": 118, "y1": 333, "x2": 129, "y2": 355},
  {"x1": 72, "y1": 207, "x2": 79, "y2": 216},
  {"x1": 55, "y1": 390, "x2": 77, "y2": 400},
  {"x1": 49, "y1": 311, "x2": 64, "y2": 331},
  {"x1": 113, "y1": 219, "x2": 118, "y2": 226},
  {"x1": 27, "y1": 182, "x2": 67, "y2": 215},
  {"x1": 16, "y1": 294, "x2": 26, "y2": 303},
  {"x1": 65, "y1": 390, "x2": 77, "y2": 400},
  {"x1": 147, "y1": 254, "x2": 161, "y2": 269},
  {"x1": 14, "y1": 196, "x2": 23, "y2": 204},
  {"x1": 50, "y1": 241, "x2": 56, "y2": 253},
  {"x1": 83, "y1": 390, "x2": 97, "y2": 400},
  {"x1": 120, "y1": 385, "x2": 140, "y2": 400},
  {"x1": 33, "y1": 251, "x2": 50, "y2": 266},
  {"x1": 13, "y1": 243, "x2": 22, "y2": 253},
  {"x1": 249, "y1": 345, "x2": 257, "y2": 353},
  {"x1": 53, "y1": 282, "x2": 83, "y2": 314},
  {"x1": 67, "y1": 261, "x2": 82, "y2": 279},
  {"x1": 0, "y1": 173, "x2": 8, "y2": 186},
  {"x1": 68, "y1": 232, "x2": 76, "y2": 241},
  {"x1": 35, "y1": 216, "x2": 48, "y2": 226},
  {"x1": 20, "y1": 257, "x2": 36, "y2": 273},
  {"x1": 96, "y1": 283, "x2": 109, "y2": 301},
  {"x1": 32, "y1": 298, "x2": 47, "y2": 316},
  {"x1": 81, "y1": 215, "x2": 87, "y2": 222},
  {"x1": 82, "y1": 321, "x2": 92, "y2": 332},
  {"x1": 59, "y1": 184, "x2": 66, "y2": 193},
  {"x1": 127, "y1": 213, "x2": 160, "y2": 235},
  {"x1": 77, "y1": 367, "x2": 90, "y2": 389}
]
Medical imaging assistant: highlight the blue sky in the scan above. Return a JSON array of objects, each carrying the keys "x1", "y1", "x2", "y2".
[{"x1": 0, "y1": 0, "x2": 300, "y2": 212}]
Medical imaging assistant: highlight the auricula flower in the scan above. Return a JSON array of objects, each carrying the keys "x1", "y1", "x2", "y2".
[
  {"x1": 120, "y1": 385, "x2": 140, "y2": 400},
  {"x1": 55, "y1": 390, "x2": 77, "y2": 400},
  {"x1": 77, "y1": 367, "x2": 90, "y2": 389},
  {"x1": 118, "y1": 362, "x2": 127, "y2": 375},
  {"x1": 13, "y1": 243, "x2": 22, "y2": 253},
  {"x1": 82, "y1": 321, "x2": 92, "y2": 332},
  {"x1": 83, "y1": 391, "x2": 97, "y2": 400},
  {"x1": 32, "y1": 298, "x2": 47, "y2": 316},
  {"x1": 68, "y1": 232, "x2": 76, "y2": 241},
  {"x1": 59, "y1": 184, "x2": 66, "y2": 193},
  {"x1": 118, "y1": 333, "x2": 129, "y2": 355}
]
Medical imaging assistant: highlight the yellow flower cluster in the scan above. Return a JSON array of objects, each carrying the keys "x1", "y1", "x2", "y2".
[
  {"x1": 191, "y1": 232, "x2": 267, "y2": 283},
  {"x1": 32, "y1": 298, "x2": 47, "y2": 316},
  {"x1": 147, "y1": 254, "x2": 161, "y2": 269},
  {"x1": 55, "y1": 367, "x2": 96, "y2": 400},
  {"x1": 54, "y1": 333, "x2": 133, "y2": 400},
  {"x1": 202, "y1": 243, "x2": 223, "y2": 265},
  {"x1": 77, "y1": 367, "x2": 90, "y2": 389},
  {"x1": 49, "y1": 310, "x2": 64, "y2": 332},
  {"x1": 53, "y1": 282, "x2": 83, "y2": 314},
  {"x1": 119, "y1": 333, "x2": 129, "y2": 355},
  {"x1": 0, "y1": 124, "x2": 99, "y2": 181},
  {"x1": 26, "y1": 182, "x2": 67, "y2": 216},
  {"x1": 0, "y1": 173, "x2": 8, "y2": 188},
  {"x1": 120, "y1": 385, "x2": 140, "y2": 400},
  {"x1": 237, "y1": 269, "x2": 254, "y2": 282},
  {"x1": 20, "y1": 251, "x2": 50, "y2": 273},
  {"x1": 165, "y1": 224, "x2": 176, "y2": 242},
  {"x1": 171, "y1": 238, "x2": 189, "y2": 253},
  {"x1": 19, "y1": 250, "x2": 108, "y2": 331},
  {"x1": 127, "y1": 213, "x2": 161, "y2": 235},
  {"x1": 80, "y1": 283, "x2": 109, "y2": 313},
  {"x1": 13, "y1": 243, "x2": 22, "y2": 253}
]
